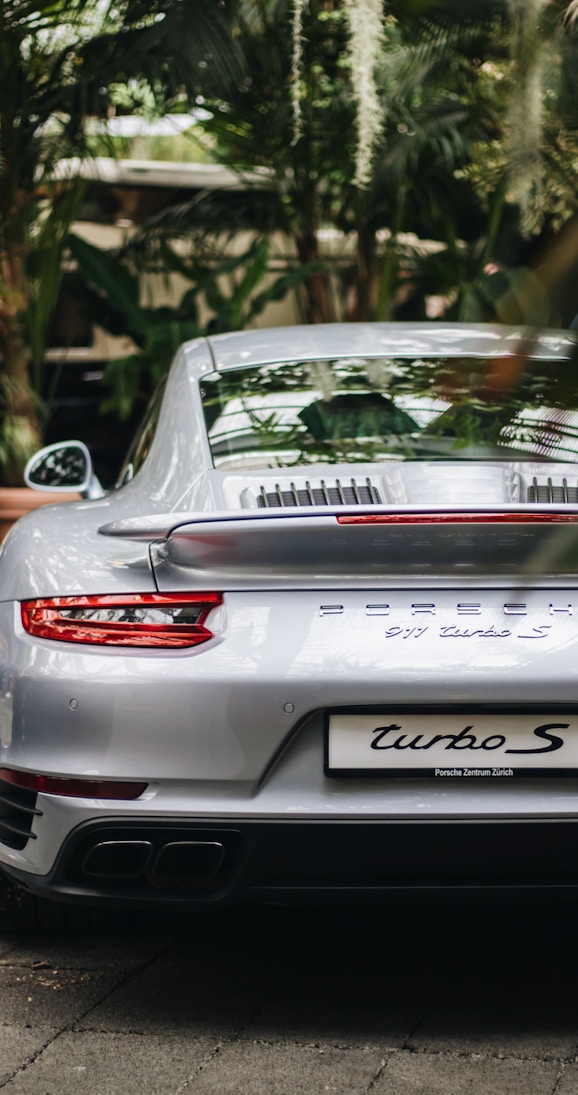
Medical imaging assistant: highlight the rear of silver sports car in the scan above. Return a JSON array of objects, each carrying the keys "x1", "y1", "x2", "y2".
[
  {"x1": 5, "y1": 325, "x2": 578, "y2": 907},
  {"x1": 3, "y1": 506, "x2": 578, "y2": 907}
]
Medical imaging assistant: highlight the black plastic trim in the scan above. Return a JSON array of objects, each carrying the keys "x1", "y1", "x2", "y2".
[{"x1": 6, "y1": 814, "x2": 578, "y2": 909}]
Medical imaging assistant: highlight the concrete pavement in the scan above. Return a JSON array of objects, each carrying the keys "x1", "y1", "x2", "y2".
[{"x1": 0, "y1": 881, "x2": 577, "y2": 1093}]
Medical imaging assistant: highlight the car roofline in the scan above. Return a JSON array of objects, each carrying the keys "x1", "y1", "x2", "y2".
[{"x1": 181, "y1": 322, "x2": 578, "y2": 374}]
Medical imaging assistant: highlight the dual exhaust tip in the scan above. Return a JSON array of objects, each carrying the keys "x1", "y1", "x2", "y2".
[{"x1": 81, "y1": 839, "x2": 226, "y2": 888}]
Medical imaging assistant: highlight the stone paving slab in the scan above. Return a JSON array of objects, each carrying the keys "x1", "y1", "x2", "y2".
[
  {"x1": 0, "y1": 1025, "x2": 57, "y2": 1086},
  {"x1": 0, "y1": 894, "x2": 577, "y2": 1094},
  {"x1": 0, "y1": 1032, "x2": 222, "y2": 1095},
  {"x1": 555, "y1": 1064, "x2": 578, "y2": 1094},
  {"x1": 0, "y1": 965, "x2": 121, "y2": 1029},
  {"x1": 183, "y1": 1042, "x2": 387, "y2": 1095},
  {"x1": 75, "y1": 953, "x2": 263, "y2": 1038},
  {"x1": 371, "y1": 1051, "x2": 562, "y2": 1095}
]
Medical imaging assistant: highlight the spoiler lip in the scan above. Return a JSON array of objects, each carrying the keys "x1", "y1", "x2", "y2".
[{"x1": 98, "y1": 504, "x2": 578, "y2": 541}]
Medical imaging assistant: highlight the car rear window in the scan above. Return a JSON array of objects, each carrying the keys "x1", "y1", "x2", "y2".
[{"x1": 200, "y1": 354, "x2": 578, "y2": 469}]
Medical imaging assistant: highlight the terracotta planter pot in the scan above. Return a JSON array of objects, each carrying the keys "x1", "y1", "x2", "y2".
[{"x1": 0, "y1": 487, "x2": 81, "y2": 542}]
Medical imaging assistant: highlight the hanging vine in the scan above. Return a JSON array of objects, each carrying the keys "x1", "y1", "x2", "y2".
[
  {"x1": 290, "y1": 0, "x2": 307, "y2": 145},
  {"x1": 507, "y1": 0, "x2": 548, "y2": 233},
  {"x1": 290, "y1": 0, "x2": 385, "y2": 186},
  {"x1": 342, "y1": 0, "x2": 385, "y2": 188}
]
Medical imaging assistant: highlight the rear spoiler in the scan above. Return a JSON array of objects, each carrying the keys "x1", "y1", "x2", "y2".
[{"x1": 99, "y1": 506, "x2": 578, "y2": 587}]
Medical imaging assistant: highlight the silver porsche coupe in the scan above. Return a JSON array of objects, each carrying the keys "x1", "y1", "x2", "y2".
[{"x1": 2, "y1": 321, "x2": 578, "y2": 907}]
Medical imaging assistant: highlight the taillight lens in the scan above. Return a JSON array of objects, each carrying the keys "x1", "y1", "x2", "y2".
[
  {"x1": 21, "y1": 593, "x2": 223, "y2": 648},
  {"x1": 0, "y1": 768, "x2": 147, "y2": 799},
  {"x1": 336, "y1": 512, "x2": 578, "y2": 525}
]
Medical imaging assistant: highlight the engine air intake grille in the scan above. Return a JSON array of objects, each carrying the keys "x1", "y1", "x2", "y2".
[
  {"x1": 0, "y1": 778, "x2": 40, "y2": 851},
  {"x1": 257, "y1": 478, "x2": 381, "y2": 508},
  {"x1": 527, "y1": 477, "x2": 578, "y2": 504}
]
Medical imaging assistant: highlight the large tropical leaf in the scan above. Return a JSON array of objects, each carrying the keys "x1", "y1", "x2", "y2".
[{"x1": 67, "y1": 234, "x2": 146, "y2": 339}]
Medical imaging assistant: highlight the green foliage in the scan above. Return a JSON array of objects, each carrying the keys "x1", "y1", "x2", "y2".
[
  {"x1": 181, "y1": 0, "x2": 578, "y2": 327},
  {"x1": 190, "y1": 0, "x2": 518, "y2": 322},
  {"x1": 0, "y1": 0, "x2": 239, "y2": 482},
  {"x1": 3, "y1": 0, "x2": 578, "y2": 487},
  {"x1": 67, "y1": 232, "x2": 323, "y2": 420}
]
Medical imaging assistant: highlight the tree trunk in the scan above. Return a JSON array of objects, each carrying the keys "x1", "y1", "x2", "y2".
[
  {"x1": 296, "y1": 229, "x2": 333, "y2": 324},
  {"x1": 347, "y1": 218, "x2": 378, "y2": 321},
  {"x1": 0, "y1": 244, "x2": 43, "y2": 485},
  {"x1": 293, "y1": 181, "x2": 332, "y2": 324}
]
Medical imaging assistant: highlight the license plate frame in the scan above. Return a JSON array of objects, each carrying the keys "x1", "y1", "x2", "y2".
[{"x1": 324, "y1": 706, "x2": 578, "y2": 778}]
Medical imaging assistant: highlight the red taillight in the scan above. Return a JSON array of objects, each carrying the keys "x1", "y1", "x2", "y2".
[
  {"x1": 0, "y1": 768, "x2": 147, "y2": 799},
  {"x1": 20, "y1": 593, "x2": 223, "y2": 648},
  {"x1": 336, "y1": 512, "x2": 578, "y2": 525}
]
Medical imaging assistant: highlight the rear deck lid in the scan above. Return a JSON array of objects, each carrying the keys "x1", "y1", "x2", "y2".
[{"x1": 100, "y1": 506, "x2": 578, "y2": 589}]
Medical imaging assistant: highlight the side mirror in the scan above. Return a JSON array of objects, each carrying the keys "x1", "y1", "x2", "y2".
[{"x1": 24, "y1": 441, "x2": 105, "y2": 499}]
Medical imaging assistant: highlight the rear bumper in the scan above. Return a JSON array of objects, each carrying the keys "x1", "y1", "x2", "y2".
[{"x1": 6, "y1": 816, "x2": 578, "y2": 908}]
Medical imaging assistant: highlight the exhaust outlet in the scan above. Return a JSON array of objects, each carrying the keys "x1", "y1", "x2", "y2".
[
  {"x1": 68, "y1": 826, "x2": 242, "y2": 893},
  {"x1": 81, "y1": 840, "x2": 154, "y2": 880},
  {"x1": 152, "y1": 841, "x2": 225, "y2": 885}
]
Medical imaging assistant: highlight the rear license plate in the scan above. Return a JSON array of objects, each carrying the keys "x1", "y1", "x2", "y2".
[{"x1": 325, "y1": 711, "x2": 578, "y2": 777}]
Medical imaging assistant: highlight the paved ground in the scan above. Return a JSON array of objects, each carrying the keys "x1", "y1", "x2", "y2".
[{"x1": 0, "y1": 880, "x2": 577, "y2": 1094}]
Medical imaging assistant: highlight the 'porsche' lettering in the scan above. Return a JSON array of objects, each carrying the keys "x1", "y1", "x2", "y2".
[{"x1": 322, "y1": 600, "x2": 578, "y2": 617}]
